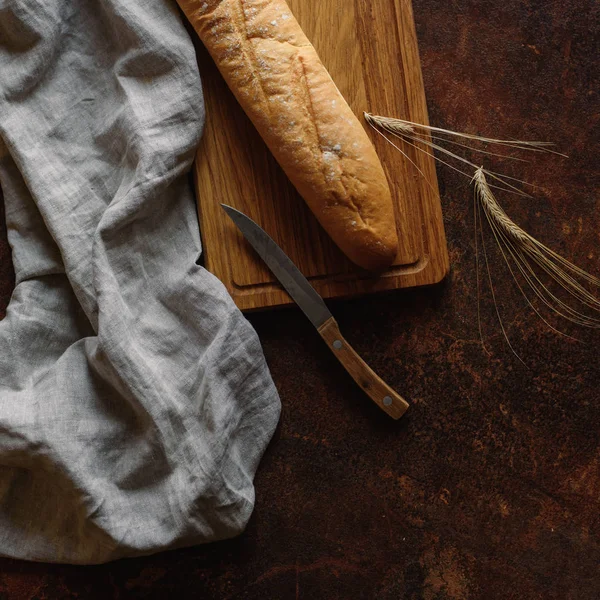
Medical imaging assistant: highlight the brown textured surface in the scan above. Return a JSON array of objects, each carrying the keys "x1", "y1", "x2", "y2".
[{"x1": 0, "y1": 0, "x2": 599, "y2": 598}]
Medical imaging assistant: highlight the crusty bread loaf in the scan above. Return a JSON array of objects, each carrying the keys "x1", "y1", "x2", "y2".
[{"x1": 178, "y1": 0, "x2": 399, "y2": 271}]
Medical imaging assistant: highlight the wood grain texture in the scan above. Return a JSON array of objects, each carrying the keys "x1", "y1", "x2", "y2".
[
  {"x1": 194, "y1": 0, "x2": 449, "y2": 311},
  {"x1": 317, "y1": 317, "x2": 409, "y2": 419}
]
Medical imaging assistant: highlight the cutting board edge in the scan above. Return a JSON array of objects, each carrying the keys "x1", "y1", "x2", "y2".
[{"x1": 224, "y1": 251, "x2": 450, "y2": 312}]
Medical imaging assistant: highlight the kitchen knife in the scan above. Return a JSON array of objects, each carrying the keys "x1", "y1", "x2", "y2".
[{"x1": 221, "y1": 204, "x2": 409, "y2": 420}]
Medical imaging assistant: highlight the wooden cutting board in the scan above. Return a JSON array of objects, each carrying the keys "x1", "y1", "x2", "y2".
[{"x1": 192, "y1": 0, "x2": 448, "y2": 311}]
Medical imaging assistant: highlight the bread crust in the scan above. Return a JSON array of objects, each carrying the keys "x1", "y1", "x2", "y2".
[{"x1": 179, "y1": 0, "x2": 399, "y2": 270}]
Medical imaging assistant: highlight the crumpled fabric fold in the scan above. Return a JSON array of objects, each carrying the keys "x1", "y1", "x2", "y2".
[{"x1": 0, "y1": 0, "x2": 281, "y2": 564}]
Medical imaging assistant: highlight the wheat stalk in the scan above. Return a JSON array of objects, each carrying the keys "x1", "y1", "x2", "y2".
[
  {"x1": 365, "y1": 112, "x2": 599, "y2": 359},
  {"x1": 364, "y1": 113, "x2": 568, "y2": 157},
  {"x1": 365, "y1": 112, "x2": 548, "y2": 197}
]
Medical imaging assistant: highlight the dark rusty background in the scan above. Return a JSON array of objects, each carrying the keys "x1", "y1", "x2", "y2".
[{"x1": 0, "y1": 0, "x2": 599, "y2": 598}]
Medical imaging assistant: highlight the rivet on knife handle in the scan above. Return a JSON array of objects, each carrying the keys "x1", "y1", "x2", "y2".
[{"x1": 317, "y1": 317, "x2": 409, "y2": 419}]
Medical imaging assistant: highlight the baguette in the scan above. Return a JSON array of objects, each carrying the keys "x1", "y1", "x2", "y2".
[{"x1": 178, "y1": 0, "x2": 399, "y2": 270}]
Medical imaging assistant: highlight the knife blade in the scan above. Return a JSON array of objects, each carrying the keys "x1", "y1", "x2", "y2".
[{"x1": 222, "y1": 204, "x2": 409, "y2": 420}]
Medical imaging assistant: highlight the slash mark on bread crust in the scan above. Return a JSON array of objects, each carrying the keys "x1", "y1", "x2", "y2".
[
  {"x1": 232, "y1": 0, "x2": 271, "y2": 117},
  {"x1": 296, "y1": 57, "x2": 367, "y2": 228}
]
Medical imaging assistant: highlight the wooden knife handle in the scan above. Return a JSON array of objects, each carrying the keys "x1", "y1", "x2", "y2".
[{"x1": 317, "y1": 317, "x2": 409, "y2": 419}]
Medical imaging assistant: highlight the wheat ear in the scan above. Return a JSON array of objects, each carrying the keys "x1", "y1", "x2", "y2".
[
  {"x1": 473, "y1": 168, "x2": 600, "y2": 329},
  {"x1": 364, "y1": 113, "x2": 568, "y2": 157}
]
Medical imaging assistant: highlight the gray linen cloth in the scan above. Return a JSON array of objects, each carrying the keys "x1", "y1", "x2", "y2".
[{"x1": 0, "y1": 0, "x2": 280, "y2": 563}]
